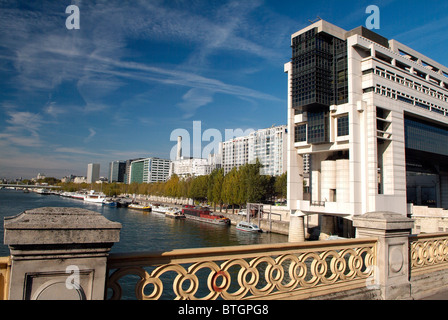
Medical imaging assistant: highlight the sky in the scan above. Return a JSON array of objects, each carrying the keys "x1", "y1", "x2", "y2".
[{"x1": 1, "y1": 0, "x2": 448, "y2": 179}]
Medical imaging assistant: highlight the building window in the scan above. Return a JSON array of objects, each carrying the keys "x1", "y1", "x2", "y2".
[
  {"x1": 337, "y1": 115, "x2": 349, "y2": 136},
  {"x1": 307, "y1": 111, "x2": 329, "y2": 144},
  {"x1": 295, "y1": 124, "x2": 307, "y2": 142}
]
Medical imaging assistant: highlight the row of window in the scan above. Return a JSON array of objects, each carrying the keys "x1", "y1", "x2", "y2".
[
  {"x1": 367, "y1": 83, "x2": 448, "y2": 116},
  {"x1": 294, "y1": 114, "x2": 349, "y2": 143},
  {"x1": 367, "y1": 66, "x2": 448, "y2": 107},
  {"x1": 372, "y1": 49, "x2": 448, "y2": 89}
]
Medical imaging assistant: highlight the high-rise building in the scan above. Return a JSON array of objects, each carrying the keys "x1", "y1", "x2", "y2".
[
  {"x1": 222, "y1": 135, "x2": 250, "y2": 174},
  {"x1": 129, "y1": 158, "x2": 171, "y2": 183},
  {"x1": 109, "y1": 161, "x2": 126, "y2": 183},
  {"x1": 248, "y1": 126, "x2": 287, "y2": 176},
  {"x1": 285, "y1": 20, "x2": 448, "y2": 240},
  {"x1": 86, "y1": 163, "x2": 100, "y2": 184},
  {"x1": 221, "y1": 125, "x2": 287, "y2": 176}
]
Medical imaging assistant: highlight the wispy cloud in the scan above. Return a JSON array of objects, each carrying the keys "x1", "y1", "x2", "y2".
[{"x1": 84, "y1": 128, "x2": 96, "y2": 143}]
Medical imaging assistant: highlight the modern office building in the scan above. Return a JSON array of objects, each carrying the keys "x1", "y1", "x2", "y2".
[
  {"x1": 108, "y1": 161, "x2": 126, "y2": 183},
  {"x1": 129, "y1": 158, "x2": 171, "y2": 183},
  {"x1": 86, "y1": 163, "x2": 100, "y2": 184},
  {"x1": 221, "y1": 125, "x2": 287, "y2": 176},
  {"x1": 285, "y1": 20, "x2": 448, "y2": 241}
]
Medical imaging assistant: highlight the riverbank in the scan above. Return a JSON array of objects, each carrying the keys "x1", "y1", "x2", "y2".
[{"x1": 131, "y1": 194, "x2": 294, "y2": 235}]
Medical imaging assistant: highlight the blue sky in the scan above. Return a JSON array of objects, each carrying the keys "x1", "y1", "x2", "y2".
[{"x1": 1, "y1": 0, "x2": 448, "y2": 179}]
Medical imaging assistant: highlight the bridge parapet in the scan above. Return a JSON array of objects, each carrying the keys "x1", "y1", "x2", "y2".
[{"x1": 2, "y1": 208, "x2": 448, "y2": 300}]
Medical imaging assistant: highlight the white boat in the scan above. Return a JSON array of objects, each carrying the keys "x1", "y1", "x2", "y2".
[
  {"x1": 83, "y1": 190, "x2": 107, "y2": 203},
  {"x1": 34, "y1": 188, "x2": 51, "y2": 195},
  {"x1": 128, "y1": 203, "x2": 152, "y2": 211},
  {"x1": 165, "y1": 208, "x2": 186, "y2": 219},
  {"x1": 71, "y1": 192, "x2": 86, "y2": 200},
  {"x1": 236, "y1": 221, "x2": 262, "y2": 233},
  {"x1": 152, "y1": 205, "x2": 172, "y2": 214}
]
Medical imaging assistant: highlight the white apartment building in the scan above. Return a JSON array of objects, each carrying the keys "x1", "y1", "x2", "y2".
[
  {"x1": 169, "y1": 136, "x2": 221, "y2": 178},
  {"x1": 248, "y1": 126, "x2": 287, "y2": 176},
  {"x1": 169, "y1": 157, "x2": 209, "y2": 178},
  {"x1": 222, "y1": 135, "x2": 250, "y2": 174},
  {"x1": 285, "y1": 20, "x2": 448, "y2": 241},
  {"x1": 86, "y1": 163, "x2": 100, "y2": 184},
  {"x1": 222, "y1": 125, "x2": 287, "y2": 176}
]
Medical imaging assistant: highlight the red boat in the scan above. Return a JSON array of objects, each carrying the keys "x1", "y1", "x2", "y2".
[{"x1": 182, "y1": 206, "x2": 230, "y2": 225}]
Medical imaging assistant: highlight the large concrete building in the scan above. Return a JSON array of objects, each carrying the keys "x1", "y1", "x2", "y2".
[
  {"x1": 222, "y1": 125, "x2": 287, "y2": 176},
  {"x1": 285, "y1": 20, "x2": 448, "y2": 241}
]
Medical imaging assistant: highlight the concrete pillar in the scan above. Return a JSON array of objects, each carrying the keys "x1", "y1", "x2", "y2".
[
  {"x1": 288, "y1": 211, "x2": 305, "y2": 242},
  {"x1": 4, "y1": 207, "x2": 121, "y2": 300},
  {"x1": 353, "y1": 212, "x2": 414, "y2": 300},
  {"x1": 319, "y1": 215, "x2": 335, "y2": 240}
]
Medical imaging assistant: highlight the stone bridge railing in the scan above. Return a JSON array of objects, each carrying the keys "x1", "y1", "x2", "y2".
[{"x1": 1, "y1": 207, "x2": 448, "y2": 300}]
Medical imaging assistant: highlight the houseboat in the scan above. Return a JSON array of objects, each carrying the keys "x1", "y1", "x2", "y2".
[{"x1": 181, "y1": 205, "x2": 230, "y2": 225}]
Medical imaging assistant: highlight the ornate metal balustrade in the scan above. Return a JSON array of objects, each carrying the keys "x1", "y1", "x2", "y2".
[
  {"x1": 409, "y1": 233, "x2": 448, "y2": 276},
  {"x1": 106, "y1": 238, "x2": 377, "y2": 300}
]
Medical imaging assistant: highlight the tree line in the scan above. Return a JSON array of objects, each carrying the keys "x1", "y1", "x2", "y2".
[{"x1": 60, "y1": 161, "x2": 287, "y2": 208}]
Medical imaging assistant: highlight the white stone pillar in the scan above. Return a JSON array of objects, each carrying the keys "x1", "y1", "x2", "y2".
[
  {"x1": 4, "y1": 207, "x2": 122, "y2": 300},
  {"x1": 353, "y1": 212, "x2": 414, "y2": 300},
  {"x1": 288, "y1": 211, "x2": 305, "y2": 242}
]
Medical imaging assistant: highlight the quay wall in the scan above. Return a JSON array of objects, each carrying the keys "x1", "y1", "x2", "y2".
[{"x1": 218, "y1": 212, "x2": 290, "y2": 235}]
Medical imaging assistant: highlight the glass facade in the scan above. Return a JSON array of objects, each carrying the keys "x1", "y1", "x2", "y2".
[
  {"x1": 291, "y1": 28, "x2": 348, "y2": 110},
  {"x1": 295, "y1": 124, "x2": 307, "y2": 142},
  {"x1": 404, "y1": 117, "x2": 448, "y2": 157},
  {"x1": 130, "y1": 161, "x2": 144, "y2": 183},
  {"x1": 291, "y1": 28, "x2": 348, "y2": 145},
  {"x1": 307, "y1": 111, "x2": 329, "y2": 144},
  {"x1": 337, "y1": 115, "x2": 349, "y2": 136}
]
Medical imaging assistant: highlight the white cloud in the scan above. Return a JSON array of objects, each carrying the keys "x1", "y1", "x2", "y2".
[{"x1": 84, "y1": 128, "x2": 96, "y2": 143}]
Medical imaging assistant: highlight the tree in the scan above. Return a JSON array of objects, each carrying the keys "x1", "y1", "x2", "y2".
[
  {"x1": 274, "y1": 172, "x2": 287, "y2": 200},
  {"x1": 210, "y1": 169, "x2": 224, "y2": 211},
  {"x1": 188, "y1": 175, "x2": 208, "y2": 203}
]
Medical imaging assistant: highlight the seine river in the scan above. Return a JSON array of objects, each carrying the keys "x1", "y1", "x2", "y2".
[{"x1": 0, "y1": 189, "x2": 288, "y2": 299}]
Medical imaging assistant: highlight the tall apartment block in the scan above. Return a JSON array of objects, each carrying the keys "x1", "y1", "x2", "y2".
[
  {"x1": 285, "y1": 20, "x2": 448, "y2": 241},
  {"x1": 108, "y1": 160, "x2": 126, "y2": 183},
  {"x1": 86, "y1": 163, "x2": 100, "y2": 184},
  {"x1": 222, "y1": 125, "x2": 287, "y2": 176},
  {"x1": 129, "y1": 158, "x2": 171, "y2": 183}
]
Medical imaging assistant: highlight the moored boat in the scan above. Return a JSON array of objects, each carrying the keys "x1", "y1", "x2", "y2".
[
  {"x1": 152, "y1": 204, "x2": 173, "y2": 214},
  {"x1": 128, "y1": 203, "x2": 151, "y2": 211},
  {"x1": 165, "y1": 208, "x2": 186, "y2": 219},
  {"x1": 102, "y1": 199, "x2": 117, "y2": 207},
  {"x1": 236, "y1": 221, "x2": 262, "y2": 233},
  {"x1": 34, "y1": 188, "x2": 51, "y2": 195},
  {"x1": 182, "y1": 205, "x2": 230, "y2": 225},
  {"x1": 83, "y1": 190, "x2": 107, "y2": 204}
]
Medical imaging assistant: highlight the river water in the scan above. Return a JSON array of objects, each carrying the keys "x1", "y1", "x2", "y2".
[{"x1": 0, "y1": 189, "x2": 288, "y2": 299}]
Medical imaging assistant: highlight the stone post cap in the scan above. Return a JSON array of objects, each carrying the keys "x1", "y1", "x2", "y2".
[
  {"x1": 4, "y1": 207, "x2": 122, "y2": 246},
  {"x1": 352, "y1": 211, "x2": 414, "y2": 231}
]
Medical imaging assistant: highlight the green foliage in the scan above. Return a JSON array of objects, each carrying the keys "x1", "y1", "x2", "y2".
[{"x1": 58, "y1": 165, "x2": 287, "y2": 206}]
